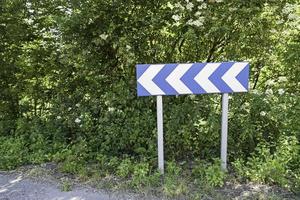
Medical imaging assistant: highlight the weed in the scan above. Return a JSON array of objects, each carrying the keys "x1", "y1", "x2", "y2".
[
  {"x1": 192, "y1": 159, "x2": 226, "y2": 187},
  {"x1": 0, "y1": 137, "x2": 27, "y2": 170},
  {"x1": 116, "y1": 158, "x2": 134, "y2": 178},
  {"x1": 163, "y1": 161, "x2": 188, "y2": 198},
  {"x1": 61, "y1": 179, "x2": 73, "y2": 192}
]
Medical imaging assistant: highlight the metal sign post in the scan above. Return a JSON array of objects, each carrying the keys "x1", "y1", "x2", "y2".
[
  {"x1": 136, "y1": 62, "x2": 249, "y2": 172},
  {"x1": 221, "y1": 93, "x2": 229, "y2": 170},
  {"x1": 156, "y1": 95, "x2": 164, "y2": 174}
]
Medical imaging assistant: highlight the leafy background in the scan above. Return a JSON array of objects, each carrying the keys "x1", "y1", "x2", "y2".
[{"x1": 0, "y1": 0, "x2": 299, "y2": 195}]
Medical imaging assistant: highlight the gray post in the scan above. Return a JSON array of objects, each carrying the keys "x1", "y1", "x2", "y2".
[
  {"x1": 156, "y1": 95, "x2": 164, "y2": 174},
  {"x1": 221, "y1": 93, "x2": 229, "y2": 170}
]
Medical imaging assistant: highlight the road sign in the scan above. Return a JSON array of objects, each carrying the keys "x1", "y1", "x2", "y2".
[
  {"x1": 136, "y1": 61, "x2": 250, "y2": 173},
  {"x1": 136, "y1": 62, "x2": 249, "y2": 96}
]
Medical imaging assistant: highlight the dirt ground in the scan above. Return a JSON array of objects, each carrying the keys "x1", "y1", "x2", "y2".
[
  {"x1": 0, "y1": 172, "x2": 149, "y2": 200},
  {"x1": 0, "y1": 164, "x2": 298, "y2": 200}
]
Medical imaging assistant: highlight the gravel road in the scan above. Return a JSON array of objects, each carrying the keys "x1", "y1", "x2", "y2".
[{"x1": 0, "y1": 172, "x2": 143, "y2": 200}]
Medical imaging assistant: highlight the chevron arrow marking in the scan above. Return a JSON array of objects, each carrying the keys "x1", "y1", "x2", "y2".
[
  {"x1": 137, "y1": 64, "x2": 165, "y2": 95},
  {"x1": 166, "y1": 64, "x2": 193, "y2": 94},
  {"x1": 221, "y1": 62, "x2": 248, "y2": 92},
  {"x1": 194, "y1": 63, "x2": 221, "y2": 93},
  {"x1": 136, "y1": 62, "x2": 249, "y2": 96}
]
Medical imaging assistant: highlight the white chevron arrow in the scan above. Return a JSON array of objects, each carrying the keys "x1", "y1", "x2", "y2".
[
  {"x1": 166, "y1": 64, "x2": 193, "y2": 94},
  {"x1": 194, "y1": 63, "x2": 220, "y2": 93},
  {"x1": 137, "y1": 64, "x2": 165, "y2": 95},
  {"x1": 222, "y1": 62, "x2": 248, "y2": 92}
]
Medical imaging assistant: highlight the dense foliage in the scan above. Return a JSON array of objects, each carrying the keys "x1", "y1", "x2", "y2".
[{"x1": 0, "y1": 0, "x2": 299, "y2": 194}]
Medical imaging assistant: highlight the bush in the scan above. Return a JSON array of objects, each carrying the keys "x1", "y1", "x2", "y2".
[
  {"x1": 0, "y1": 137, "x2": 27, "y2": 170},
  {"x1": 130, "y1": 162, "x2": 160, "y2": 190},
  {"x1": 116, "y1": 158, "x2": 134, "y2": 178},
  {"x1": 131, "y1": 162, "x2": 150, "y2": 189},
  {"x1": 233, "y1": 135, "x2": 300, "y2": 190},
  {"x1": 192, "y1": 159, "x2": 226, "y2": 187},
  {"x1": 54, "y1": 139, "x2": 90, "y2": 174},
  {"x1": 163, "y1": 161, "x2": 188, "y2": 197},
  {"x1": 28, "y1": 133, "x2": 51, "y2": 164}
]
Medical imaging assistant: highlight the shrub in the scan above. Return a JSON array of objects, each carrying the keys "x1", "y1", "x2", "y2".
[
  {"x1": 0, "y1": 137, "x2": 27, "y2": 170},
  {"x1": 130, "y1": 162, "x2": 150, "y2": 189},
  {"x1": 192, "y1": 159, "x2": 226, "y2": 187},
  {"x1": 233, "y1": 135, "x2": 299, "y2": 190},
  {"x1": 116, "y1": 158, "x2": 134, "y2": 178},
  {"x1": 163, "y1": 161, "x2": 188, "y2": 197},
  {"x1": 130, "y1": 162, "x2": 160, "y2": 190},
  {"x1": 28, "y1": 133, "x2": 50, "y2": 164},
  {"x1": 54, "y1": 139, "x2": 90, "y2": 174}
]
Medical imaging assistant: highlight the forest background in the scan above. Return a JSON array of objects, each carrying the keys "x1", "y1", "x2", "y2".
[{"x1": 0, "y1": 0, "x2": 299, "y2": 197}]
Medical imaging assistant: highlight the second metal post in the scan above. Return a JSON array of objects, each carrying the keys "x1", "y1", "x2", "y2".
[
  {"x1": 157, "y1": 95, "x2": 164, "y2": 174},
  {"x1": 221, "y1": 93, "x2": 229, "y2": 170}
]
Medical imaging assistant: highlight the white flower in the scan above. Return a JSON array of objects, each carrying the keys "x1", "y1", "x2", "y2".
[
  {"x1": 26, "y1": 2, "x2": 32, "y2": 7},
  {"x1": 108, "y1": 107, "x2": 115, "y2": 112},
  {"x1": 75, "y1": 118, "x2": 81, "y2": 123},
  {"x1": 172, "y1": 14, "x2": 181, "y2": 21},
  {"x1": 198, "y1": 3, "x2": 207, "y2": 9},
  {"x1": 187, "y1": 17, "x2": 205, "y2": 27},
  {"x1": 76, "y1": 103, "x2": 80, "y2": 107},
  {"x1": 174, "y1": 2, "x2": 184, "y2": 10},
  {"x1": 187, "y1": 19, "x2": 193, "y2": 25},
  {"x1": 229, "y1": 7, "x2": 238, "y2": 12},
  {"x1": 278, "y1": 76, "x2": 288, "y2": 82},
  {"x1": 173, "y1": 22, "x2": 181, "y2": 26},
  {"x1": 57, "y1": 116, "x2": 62, "y2": 119},
  {"x1": 65, "y1": 8, "x2": 72, "y2": 15},
  {"x1": 68, "y1": 107, "x2": 72, "y2": 111},
  {"x1": 192, "y1": 19, "x2": 204, "y2": 27},
  {"x1": 24, "y1": 18, "x2": 34, "y2": 25},
  {"x1": 126, "y1": 45, "x2": 131, "y2": 50},
  {"x1": 278, "y1": 89, "x2": 285, "y2": 95},
  {"x1": 100, "y1": 33, "x2": 108, "y2": 40},
  {"x1": 242, "y1": 102, "x2": 250, "y2": 110},
  {"x1": 167, "y1": 2, "x2": 174, "y2": 9},
  {"x1": 288, "y1": 13, "x2": 298, "y2": 20},
  {"x1": 265, "y1": 89, "x2": 273, "y2": 95},
  {"x1": 260, "y1": 111, "x2": 266, "y2": 116},
  {"x1": 276, "y1": 19, "x2": 284, "y2": 25},
  {"x1": 186, "y1": 2, "x2": 194, "y2": 11},
  {"x1": 266, "y1": 79, "x2": 275, "y2": 86},
  {"x1": 195, "y1": 11, "x2": 201, "y2": 16},
  {"x1": 282, "y1": 3, "x2": 294, "y2": 14},
  {"x1": 196, "y1": 0, "x2": 204, "y2": 2}
]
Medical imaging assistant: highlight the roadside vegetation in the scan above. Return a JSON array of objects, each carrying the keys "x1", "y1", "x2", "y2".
[{"x1": 0, "y1": 0, "x2": 299, "y2": 199}]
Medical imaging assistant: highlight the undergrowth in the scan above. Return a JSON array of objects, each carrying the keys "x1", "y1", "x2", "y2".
[{"x1": 0, "y1": 133, "x2": 299, "y2": 198}]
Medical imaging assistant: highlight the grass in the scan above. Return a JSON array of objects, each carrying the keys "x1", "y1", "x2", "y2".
[
  {"x1": 13, "y1": 162, "x2": 299, "y2": 200},
  {"x1": 60, "y1": 178, "x2": 73, "y2": 192}
]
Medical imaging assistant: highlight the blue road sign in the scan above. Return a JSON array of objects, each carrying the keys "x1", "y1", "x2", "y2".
[{"x1": 136, "y1": 62, "x2": 249, "y2": 96}]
